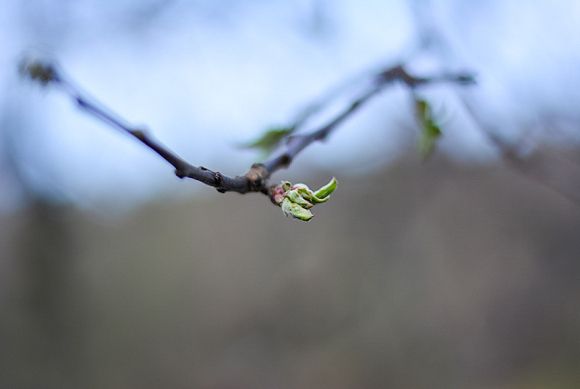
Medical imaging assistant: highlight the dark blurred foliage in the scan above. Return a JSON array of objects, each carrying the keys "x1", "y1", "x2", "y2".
[{"x1": 2, "y1": 158, "x2": 580, "y2": 388}]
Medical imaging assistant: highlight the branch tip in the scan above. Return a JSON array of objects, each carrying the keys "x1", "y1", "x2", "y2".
[
  {"x1": 19, "y1": 58, "x2": 59, "y2": 86},
  {"x1": 244, "y1": 163, "x2": 269, "y2": 189}
]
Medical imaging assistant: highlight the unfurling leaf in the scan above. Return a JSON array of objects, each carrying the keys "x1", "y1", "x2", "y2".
[
  {"x1": 272, "y1": 177, "x2": 338, "y2": 222},
  {"x1": 415, "y1": 98, "x2": 443, "y2": 159},
  {"x1": 314, "y1": 177, "x2": 338, "y2": 200},
  {"x1": 240, "y1": 126, "x2": 293, "y2": 155},
  {"x1": 285, "y1": 189, "x2": 314, "y2": 209},
  {"x1": 281, "y1": 198, "x2": 314, "y2": 221}
]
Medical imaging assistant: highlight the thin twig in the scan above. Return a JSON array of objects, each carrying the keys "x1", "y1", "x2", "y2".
[
  {"x1": 52, "y1": 67, "x2": 258, "y2": 194},
  {"x1": 263, "y1": 64, "x2": 474, "y2": 173}
]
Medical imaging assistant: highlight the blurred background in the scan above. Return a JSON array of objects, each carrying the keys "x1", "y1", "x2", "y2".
[{"x1": 1, "y1": 1, "x2": 580, "y2": 388}]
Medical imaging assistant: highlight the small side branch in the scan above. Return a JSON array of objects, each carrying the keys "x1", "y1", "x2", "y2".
[{"x1": 262, "y1": 64, "x2": 474, "y2": 173}]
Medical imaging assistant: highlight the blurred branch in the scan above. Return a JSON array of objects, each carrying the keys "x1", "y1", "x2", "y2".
[
  {"x1": 20, "y1": 59, "x2": 473, "y2": 215},
  {"x1": 262, "y1": 65, "x2": 473, "y2": 173},
  {"x1": 458, "y1": 98, "x2": 580, "y2": 206},
  {"x1": 407, "y1": 0, "x2": 580, "y2": 206}
]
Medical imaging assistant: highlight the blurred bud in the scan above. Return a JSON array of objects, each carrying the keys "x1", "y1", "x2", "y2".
[
  {"x1": 239, "y1": 126, "x2": 293, "y2": 156},
  {"x1": 455, "y1": 73, "x2": 476, "y2": 85},
  {"x1": 19, "y1": 58, "x2": 58, "y2": 85},
  {"x1": 414, "y1": 97, "x2": 442, "y2": 159}
]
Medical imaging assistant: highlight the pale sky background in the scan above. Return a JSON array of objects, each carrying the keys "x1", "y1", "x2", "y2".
[{"x1": 1, "y1": 0, "x2": 579, "y2": 210}]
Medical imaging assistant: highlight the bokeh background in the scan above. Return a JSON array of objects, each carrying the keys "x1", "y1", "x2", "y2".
[{"x1": 1, "y1": 1, "x2": 580, "y2": 388}]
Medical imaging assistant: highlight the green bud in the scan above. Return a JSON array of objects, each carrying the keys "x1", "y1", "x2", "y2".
[
  {"x1": 291, "y1": 184, "x2": 315, "y2": 201},
  {"x1": 281, "y1": 198, "x2": 313, "y2": 221},
  {"x1": 272, "y1": 177, "x2": 337, "y2": 222},
  {"x1": 285, "y1": 189, "x2": 313, "y2": 209},
  {"x1": 281, "y1": 181, "x2": 292, "y2": 192}
]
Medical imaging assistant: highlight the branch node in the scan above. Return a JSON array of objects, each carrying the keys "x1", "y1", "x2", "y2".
[
  {"x1": 455, "y1": 74, "x2": 476, "y2": 84},
  {"x1": 244, "y1": 163, "x2": 269, "y2": 191},
  {"x1": 130, "y1": 128, "x2": 147, "y2": 141},
  {"x1": 279, "y1": 154, "x2": 292, "y2": 166},
  {"x1": 213, "y1": 171, "x2": 225, "y2": 192}
]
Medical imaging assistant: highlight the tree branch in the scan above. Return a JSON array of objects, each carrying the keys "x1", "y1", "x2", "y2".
[
  {"x1": 54, "y1": 70, "x2": 258, "y2": 194},
  {"x1": 20, "y1": 59, "x2": 474, "y2": 199}
]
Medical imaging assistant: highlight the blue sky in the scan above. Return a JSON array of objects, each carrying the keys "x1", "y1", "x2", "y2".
[{"x1": 1, "y1": 0, "x2": 579, "y2": 210}]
